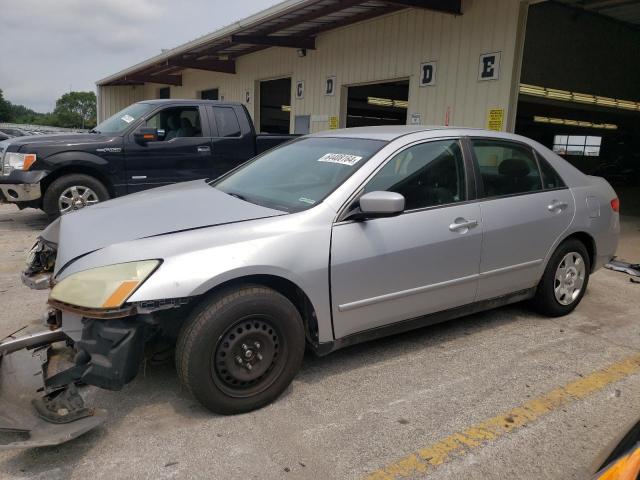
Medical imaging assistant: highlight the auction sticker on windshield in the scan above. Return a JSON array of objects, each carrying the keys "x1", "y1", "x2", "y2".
[
  {"x1": 317, "y1": 153, "x2": 363, "y2": 166},
  {"x1": 121, "y1": 114, "x2": 135, "y2": 123}
]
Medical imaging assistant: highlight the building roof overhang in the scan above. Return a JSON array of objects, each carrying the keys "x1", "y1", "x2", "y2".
[{"x1": 97, "y1": 0, "x2": 462, "y2": 87}]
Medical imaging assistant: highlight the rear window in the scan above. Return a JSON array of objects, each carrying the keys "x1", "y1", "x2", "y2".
[
  {"x1": 471, "y1": 139, "x2": 542, "y2": 198},
  {"x1": 539, "y1": 156, "x2": 566, "y2": 189},
  {"x1": 212, "y1": 107, "x2": 241, "y2": 137}
]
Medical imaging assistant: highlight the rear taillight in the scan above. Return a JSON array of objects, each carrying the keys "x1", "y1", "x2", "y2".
[{"x1": 611, "y1": 198, "x2": 620, "y2": 213}]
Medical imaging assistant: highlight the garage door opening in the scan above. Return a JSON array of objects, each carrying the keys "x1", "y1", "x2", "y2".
[
  {"x1": 516, "y1": 1, "x2": 640, "y2": 216},
  {"x1": 259, "y1": 78, "x2": 291, "y2": 134},
  {"x1": 346, "y1": 80, "x2": 409, "y2": 128}
]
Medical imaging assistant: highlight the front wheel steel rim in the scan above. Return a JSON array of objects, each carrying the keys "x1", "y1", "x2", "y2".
[
  {"x1": 212, "y1": 315, "x2": 285, "y2": 398},
  {"x1": 554, "y1": 251, "x2": 586, "y2": 306},
  {"x1": 58, "y1": 186, "x2": 99, "y2": 215}
]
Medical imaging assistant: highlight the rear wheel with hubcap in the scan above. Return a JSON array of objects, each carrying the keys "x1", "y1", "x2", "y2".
[
  {"x1": 176, "y1": 285, "x2": 305, "y2": 414},
  {"x1": 533, "y1": 239, "x2": 590, "y2": 317}
]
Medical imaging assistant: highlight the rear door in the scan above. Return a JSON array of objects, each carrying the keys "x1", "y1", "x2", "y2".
[
  {"x1": 469, "y1": 138, "x2": 575, "y2": 300},
  {"x1": 125, "y1": 105, "x2": 214, "y2": 192},
  {"x1": 330, "y1": 138, "x2": 483, "y2": 338},
  {"x1": 206, "y1": 105, "x2": 256, "y2": 180}
]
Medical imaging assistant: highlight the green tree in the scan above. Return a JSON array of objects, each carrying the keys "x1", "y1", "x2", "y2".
[
  {"x1": 0, "y1": 89, "x2": 13, "y2": 122},
  {"x1": 53, "y1": 91, "x2": 97, "y2": 129}
]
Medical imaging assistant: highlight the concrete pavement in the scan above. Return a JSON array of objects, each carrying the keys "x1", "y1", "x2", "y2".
[{"x1": 0, "y1": 203, "x2": 639, "y2": 480}]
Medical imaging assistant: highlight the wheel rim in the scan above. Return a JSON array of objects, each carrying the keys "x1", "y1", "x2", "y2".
[
  {"x1": 58, "y1": 186, "x2": 100, "y2": 215},
  {"x1": 554, "y1": 251, "x2": 586, "y2": 306},
  {"x1": 212, "y1": 315, "x2": 286, "y2": 398}
]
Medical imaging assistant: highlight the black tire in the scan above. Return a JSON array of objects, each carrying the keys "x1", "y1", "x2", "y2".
[
  {"x1": 42, "y1": 174, "x2": 110, "y2": 219},
  {"x1": 176, "y1": 285, "x2": 305, "y2": 415},
  {"x1": 532, "y1": 239, "x2": 591, "y2": 317}
]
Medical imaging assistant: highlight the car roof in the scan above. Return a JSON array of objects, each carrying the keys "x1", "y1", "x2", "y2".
[
  {"x1": 310, "y1": 125, "x2": 523, "y2": 141},
  {"x1": 139, "y1": 99, "x2": 245, "y2": 107}
]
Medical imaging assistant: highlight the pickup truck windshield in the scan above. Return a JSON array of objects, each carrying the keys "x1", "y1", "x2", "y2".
[
  {"x1": 213, "y1": 137, "x2": 386, "y2": 212},
  {"x1": 93, "y1": 103, "x2": 155, "y2": 135}
]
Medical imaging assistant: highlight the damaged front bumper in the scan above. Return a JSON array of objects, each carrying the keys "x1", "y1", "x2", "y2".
[
  {"x1": 0, "y1": 316, "x2": 147, "y2": 450},
  {"x1": 0, "y1": 329, "x2": 107, "y2": 450}
]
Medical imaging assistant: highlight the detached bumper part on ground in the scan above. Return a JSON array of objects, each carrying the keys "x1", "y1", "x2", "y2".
[{"x1": 0, "y1": 318, "x2": 147, "y2": 449}]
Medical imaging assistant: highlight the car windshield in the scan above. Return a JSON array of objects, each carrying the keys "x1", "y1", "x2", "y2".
[
  {"x1": 212, "y1": 137, "x2": 386, "y2": 212},
  {"x1": 92, "y1": 103, "x2": 155, "y2": 135}
]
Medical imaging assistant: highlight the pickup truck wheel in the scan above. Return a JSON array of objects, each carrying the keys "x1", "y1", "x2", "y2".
[
  {"x1": 532, "y1": 239, "x2": 590, "y2": 317},
  {"x1": 176, "y1": 285, "x2": 305, "y2": 415},
  {"x1": 43, "y1": 174, "x2": 109, "y2": 219}
]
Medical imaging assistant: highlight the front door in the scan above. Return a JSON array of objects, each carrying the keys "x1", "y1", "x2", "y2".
[
  {"x1": 469, "y1": 138, "x2": 576, "y2": 300},
  {"x1": 330, "y1": 139, "x2": 483, "y2": 339},
  {"x1": 125, "y1": 105, "x2": 213, "y2": 192}
]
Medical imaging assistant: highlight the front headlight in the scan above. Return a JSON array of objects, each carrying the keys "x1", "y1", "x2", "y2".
[
  {"x1": 49, "y1": 260, "x2": 160, "y2": 309},
  {"x1": 2, "y1": 152, "x2": 36, "y2": 175}
]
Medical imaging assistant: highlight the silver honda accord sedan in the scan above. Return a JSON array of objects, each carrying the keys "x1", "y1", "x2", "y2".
[{"x1": 1, "y1": 126, "x2": 619, "y2": 448}]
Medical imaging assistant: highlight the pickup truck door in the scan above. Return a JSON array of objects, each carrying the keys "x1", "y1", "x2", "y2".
[
  {"x1": 125, "y1": 105, "x2": 214, "y2": 192},
  {"x1": 206, "y1": 105, "x2": 257, "y2": 180}
]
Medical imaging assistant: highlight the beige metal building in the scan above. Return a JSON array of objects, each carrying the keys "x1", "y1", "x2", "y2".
[
  {"x1": 97, "y1": 0, "x2": 527, "y2": 134},
  {"x1": 97, "y1": 0, "x2": 640, "y2": 215}
]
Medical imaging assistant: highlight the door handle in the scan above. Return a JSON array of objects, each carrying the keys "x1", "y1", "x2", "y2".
[
  {"x1": 449, "y1": 218, "x2": 478, "y2": 233},
  {"x1": 547, "y1": 200, "x2": 568, "y2": 212},
  {"x1": 197, "y1": 146, "x2": 211, "y2": 153}
]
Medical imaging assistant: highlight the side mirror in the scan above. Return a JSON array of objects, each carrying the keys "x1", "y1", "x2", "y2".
[
  {"x1": 349, "y1": 191, "x2": 405, "y2": 221},
  {"x1": 134, "y1": 127, "x2": 159, "y2": 143}
]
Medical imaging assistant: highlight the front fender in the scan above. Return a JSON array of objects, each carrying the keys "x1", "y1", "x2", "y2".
[
  {"x1": 60, "y1": 210, "x2": 336, "y2": 343},
  {"x1": 129, "y1": 247, "x2": 333, "y2": 343}
]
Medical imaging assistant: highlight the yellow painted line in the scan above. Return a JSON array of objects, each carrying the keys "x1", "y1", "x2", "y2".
[{"x1": 365, "y1": 352, "x2": 640, "y2": 480}]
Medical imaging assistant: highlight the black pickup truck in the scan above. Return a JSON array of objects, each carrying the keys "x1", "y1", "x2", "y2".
[{"x1": 0, "y1": 100, "x2": 295, "y2": 217}]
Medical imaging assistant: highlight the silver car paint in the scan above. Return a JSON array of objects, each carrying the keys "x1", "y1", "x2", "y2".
[
  {"x1": 50, "y1": 127, "x2": 619, "y2": 345},
  {"x1": 53, "y1": 180, "x2": 285, "y2": 274}
]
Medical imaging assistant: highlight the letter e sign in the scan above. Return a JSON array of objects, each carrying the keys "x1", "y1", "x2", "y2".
[
  {"x1": 419, "y1": 61, "x2": 436, "y2": 87},
  {"x1": 478, "y1": 52, "x2": 501, "y2": 81},
  {"x1": 325, "y1": 76, "x2": 336, "y2": 96}
]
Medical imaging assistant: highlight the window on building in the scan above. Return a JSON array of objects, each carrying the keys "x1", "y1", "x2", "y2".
[
  {"x1": 471, "y1": 139, "x2": 542, "y2": 197},
  {"x1": 212, "y1": 107, "x2": 241, "y2": 137},
  {"x1": 201, "y1": 88, "x2": 219, "y2": 100},
  {"x1": 158, "y1": 87, "x2": 170, "y2": 99},
  {"x1": 364, "y1": 140, "x2": 466, "y2": 210},
  {"x1": 552, "y1": 135, "x2": 601, "y2": 156}
]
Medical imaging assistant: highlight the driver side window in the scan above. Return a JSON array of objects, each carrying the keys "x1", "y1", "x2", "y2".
[
  {"x1": 145, "y1": 106, "x2": 203, "y2": 141},
  {"x1": 364, "y1": 139, "x2": 466, "y2": 211}
]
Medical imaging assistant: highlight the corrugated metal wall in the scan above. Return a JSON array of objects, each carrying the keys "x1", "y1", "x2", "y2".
[
  {"x1": 99, "y1": 0, "x2": 525, "y2": 132},
  {"x1": 97, "y1": 85, "x2": 146, "y2": 121}
]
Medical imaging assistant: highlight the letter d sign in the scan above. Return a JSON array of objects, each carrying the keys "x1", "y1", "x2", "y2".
[{"x1": 419, "y1": 61, "x2": 436, "y2": 87}]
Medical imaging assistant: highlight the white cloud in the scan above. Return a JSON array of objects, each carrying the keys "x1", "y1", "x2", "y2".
[{"x1": 0, "y1": 0, "x2": 279, "y2": 112}]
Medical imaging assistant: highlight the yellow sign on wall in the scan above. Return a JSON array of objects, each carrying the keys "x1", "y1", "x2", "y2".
[
  {"x1": 486, "y1": 108, "x2": 504, "y2": 131},
  {"x1": 328, "y1": 116, "x2": 338, "y2": 129}
]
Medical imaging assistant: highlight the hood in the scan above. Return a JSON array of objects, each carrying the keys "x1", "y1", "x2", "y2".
[
  {"x1": 7, "y1": 133, "x2": 115, "y2": 150},
  {"x1": 54, "y1": 180, "x2": 285, "y2": 273}
]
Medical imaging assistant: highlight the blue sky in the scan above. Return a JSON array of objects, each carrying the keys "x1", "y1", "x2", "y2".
[{"x1": 0, "y1": 0, "x2": 280, "y2": 112}]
